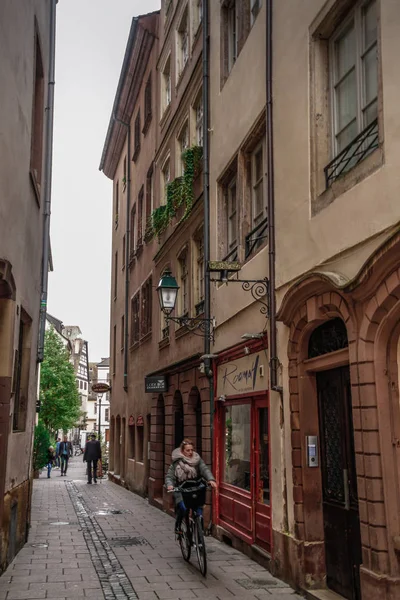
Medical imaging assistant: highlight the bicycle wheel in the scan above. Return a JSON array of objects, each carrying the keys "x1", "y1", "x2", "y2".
[
  {"x1": 179, "y1": 515, "x2": 191, "y2": 562},
  {"x1": 195, "y1": 517, "x2": 207, "y2": 576}
]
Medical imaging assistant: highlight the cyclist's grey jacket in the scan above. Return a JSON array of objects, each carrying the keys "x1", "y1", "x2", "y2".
[{"x1": 165, "y1": 448, "x2": 215, "y2": 505}]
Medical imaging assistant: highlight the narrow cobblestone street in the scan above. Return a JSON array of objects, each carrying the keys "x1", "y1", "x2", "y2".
[{"x1": 0, "y1": 457, "x2": 301, "y2": 600}]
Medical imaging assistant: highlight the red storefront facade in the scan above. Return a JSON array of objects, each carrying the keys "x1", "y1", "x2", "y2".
[{"x1": 213, "y1": 340, "x2": 271, "y2": 557}]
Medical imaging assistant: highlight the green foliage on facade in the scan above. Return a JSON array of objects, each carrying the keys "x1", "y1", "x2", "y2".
[
  {"x1": 147, "y1": 145, "x2": 203, "y2": 240},
  {"x1": 39, "y1": 327, "x2": 81, "y2": 434},
  {"x1": 32, "y1": 421, "x2": 51, "y2": 471}
]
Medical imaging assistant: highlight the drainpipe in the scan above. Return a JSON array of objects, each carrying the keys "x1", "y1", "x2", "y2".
[
  {"x1": 37, "y1": 0, "x2": 58, "y2": 362},
  {"x1": 113, "y1": 115, "x2": 131, "y2": 393},
  {"x1": 202, "y1": 0, "x2": 214, "y2": 465},
  {"x1": 266, "y1": 0, "x2": 288, "y2": 534}
]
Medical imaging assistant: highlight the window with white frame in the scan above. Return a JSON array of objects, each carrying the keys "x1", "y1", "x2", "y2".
[
  {"x1": 227, "y1": 177, "x2": 237, "y2": 251},
  {"x1": 162, "y1": 55, "x2": 171, "y2": 113},
  {"x1": 178, "y1": 250, "x2": 189, "y2": 317},
  {"x1": 251, "y1": 142, "x2": 265, "y2": 228},
  {"x1": 161, "y1": 157, "x2": 170, "y2": 205},
  {"x1": 178, "y1": 122, "x2": 189, "y2": 175},
  {"x1": 178, "y1": 7, "x2": 189, "y2": 76},
  {"x1": 250, "y1": 0, "x2": 262, "y2": 25},
  {"x1": 228, "y1": 1, "x2": 238, "y2": 72},
  {"x1": 194, "y1": 92, "x2": 203, "y2": 147},
  {"x1": 331, "y1": 0, "x2": 377, "y2": 155}
]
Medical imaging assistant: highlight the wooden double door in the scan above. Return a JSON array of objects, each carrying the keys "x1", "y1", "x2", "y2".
[{"x1": 317, "y1": 367, "x2": 362, "y2": 600}]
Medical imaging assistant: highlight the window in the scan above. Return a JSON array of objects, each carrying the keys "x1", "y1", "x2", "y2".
[
  {"x1": 251, "y1": 142, "x2": 265, "y2": 228},
  {"x1": 143, "y1": 74, "x2": 152, "y2": 134},
  {"x1": 227, "y1": 177, "x2": 237, "y2": 251},
  {"x1": 130, "y1": 204, "x2": 136, "y2": 260},
  {"x1": 178, "y1": 8, "x2": 189, "y2": 77},
  {"x1": 145, "y1": 164, "x2": 154, "y2": 235},
  {"x1": 113, "y1": 325, "x2": 116, "y2": 375},
  {"x1": 128, "y1": 423, "x2": 135, "y2": 459},
  {"x1": 141, "y1": 277, "x2": 152, "y2": 337},
  {"x1": 162, "y1": 55, "x2": 171, "y2": 113},
  {"x1": 194, "y1": 92, "x2": 203, "y2": 147},
  {"x1": 105, "y1": 408, "x2": 110, "y2": 422},
  {"x1": 122, "y1": 235, "x2": 126, "y2": 269},
  {"x1": 137, "y1": 425, "x2": 144, "y2": 462},
  {"x1": 178, "y1": 250, "x2": 189, "y2": 317},
  {"x1": 250, "y1": 0, "x2": 261, "y2": 25},
  {"x1": 114, "y1": 251, "x2": 118, "y2": 299},
  {"x1": 194, "y1": 228, "x2": 204, "y2": 314},
  {"x1": 224, "y1": 403, "x2": 251, "y2": 491},
  {"x1": 94, "y1": 403, "x2": 97, "y2": 415},
  {"x1": 114, "y1": 181, "x2": 119, "y2": 229},
  {"x1": 178, "y1": 122, "x2": 189, "y2": 175},
  {"x1": 133, "y1": 110, "x2": 141, "y2": 161},
  {"x1": 331, "y1": 0, "x2": 377, "y2": 155},
  {"x1": 161, "y1": 158, "x2": 170, "y2": 206},
  {"x1": 131, "y1": 293, "x2": 140, "y2": 345},
  {"x1": 30, "y1": 31, "x2": 45, "y2": 199},
  {"x1": 121, "y1": 315, "x2": 124, "y2": 351},
  {"x1": 137, "y1": 186, "x2": 144, "y2": 247},
  {"x1": 228, "y1": 1, "x2": 238, "y2": 72},
  {"x1": 12, "y1": 311, "x2": 32, "y2": 432}
]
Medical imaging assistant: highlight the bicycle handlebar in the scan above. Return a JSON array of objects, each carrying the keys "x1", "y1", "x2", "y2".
[{"x1": 165, "y1": 480, "x2": 209, "y2": 494}]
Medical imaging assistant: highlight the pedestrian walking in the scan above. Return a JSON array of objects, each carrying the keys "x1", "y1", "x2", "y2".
[
  {"x1": 55, "y1": 437, "x2": 61, "y2": 469},
  {"x1": 46, "y1": 446, "x2": 56, "y2": 478},
  {"x1": 59, "y1": 435, "x2": 73, "y2": 476},
  {"x1": 83, "y1": 433, "x2": 102, "y2": 484}
]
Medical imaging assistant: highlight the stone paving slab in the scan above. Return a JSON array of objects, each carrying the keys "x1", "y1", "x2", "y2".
[{"x1": 0, "y1": 457, "x2": 302, "y2": 600}]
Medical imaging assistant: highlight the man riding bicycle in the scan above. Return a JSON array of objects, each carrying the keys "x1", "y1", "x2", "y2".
[{"x1": 166, "y1": 438, "x2": 217, "y2": 534}]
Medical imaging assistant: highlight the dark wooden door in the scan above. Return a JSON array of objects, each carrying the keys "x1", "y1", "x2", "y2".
[{"x1": 317, "y1": 367, "x2": 361, "y2": 600}]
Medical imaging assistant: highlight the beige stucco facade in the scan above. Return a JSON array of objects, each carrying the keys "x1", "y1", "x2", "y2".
[{"x1": 0, "y1": 0, "x2": 54, "y2": 573}]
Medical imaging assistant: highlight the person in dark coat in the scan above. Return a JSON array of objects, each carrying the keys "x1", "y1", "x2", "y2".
[
  {"x1": 165, "y1": 438, "x2": 217, "y2": 533},
  {"x1": 59, "y1": 435, "x2": 73, "y2": 476},
  {"x1": 83, "y1": 433, "x2": 102, "y2": 484},
  {"x1": 46, "y1": 446, "x2": 56, "y2": 478}
]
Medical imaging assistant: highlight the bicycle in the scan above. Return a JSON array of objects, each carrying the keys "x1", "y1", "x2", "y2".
[{"x1": 168, "y1": 479, "x2": 208, "y2": 576}]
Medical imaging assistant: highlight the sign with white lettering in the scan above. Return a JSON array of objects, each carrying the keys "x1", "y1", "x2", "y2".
[
  {"x1": 145, "y1": 375, "x2": 168, "y2": 393},
  {"x1": 216, "y1": 350, "x2": 268, "y2": 396}
]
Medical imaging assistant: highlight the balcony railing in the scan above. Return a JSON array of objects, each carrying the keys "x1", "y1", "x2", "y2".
[
  {"x1": 195, "y1": 300, "x2": 205, "y2": 316},
  {"x1": 324, "y1": 119, "x2": 379, "y2": 188},
  {"x1": 245, "y1": 216, "x2": 268, "y2": 259},
  {"x1": 222, "y1": 246, "x2": 238, "y2": 262}
]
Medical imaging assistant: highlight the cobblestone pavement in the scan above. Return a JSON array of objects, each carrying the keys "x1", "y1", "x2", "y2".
[{"x1": 0, "y1": 457, "x2": 301, "y2": 600}]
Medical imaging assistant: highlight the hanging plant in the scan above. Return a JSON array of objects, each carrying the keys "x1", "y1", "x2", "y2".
[{"x1": 148, "y1": 145, "x2": 203, "y2": 240}]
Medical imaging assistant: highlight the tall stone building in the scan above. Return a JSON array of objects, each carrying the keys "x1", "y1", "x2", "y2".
[{"x1": 0, "y1": 0, "x2": 57, "y2": 573}]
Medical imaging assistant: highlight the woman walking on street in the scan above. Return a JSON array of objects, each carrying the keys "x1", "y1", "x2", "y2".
[{"x1": 46, "y1": 446, "x2": 55, "y2": 478}]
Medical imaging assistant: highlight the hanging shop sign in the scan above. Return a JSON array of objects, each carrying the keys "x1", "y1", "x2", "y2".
[
  {"x1": 128, "y1": 415, "x2": 135, "y2": 426},
  {"x1": 136, "y1": 415, "x2": 144, "y2": 426},
  {"x1": 216, "y1": 350, "x2": 268, "y2": 396},
  {"x1": 91, "y1": 382, "x2": 111, "y2": 394},
  {"x1": 145, "y1": 375, "x2": 168, "y2": 393}
]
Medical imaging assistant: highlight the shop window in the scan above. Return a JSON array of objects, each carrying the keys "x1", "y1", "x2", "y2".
[
  {"x1": 137, "y1": 425, "x2": 144, "y2": 462},
  {"x1": 223, "y1": 403, "x2": 251, "y2": 491}
]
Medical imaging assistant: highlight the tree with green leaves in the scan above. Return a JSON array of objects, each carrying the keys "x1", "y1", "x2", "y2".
[
  {"x1": 39, "y1": 327, "x2": 81, "y2": 434},
  {"x1": 32, "y1": 421, "x2": 51, "y2": 472}
]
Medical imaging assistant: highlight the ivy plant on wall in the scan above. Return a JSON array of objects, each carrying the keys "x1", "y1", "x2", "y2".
[{"x1": 146, "y1": 145, "x2": 203, "y2": 241}]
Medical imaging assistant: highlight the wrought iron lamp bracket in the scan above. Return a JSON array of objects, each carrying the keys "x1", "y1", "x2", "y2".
[
  {"x1": 210, "y1": 276, "x2": 269, "y2": 317},
  {"x1": 165, "y1": 315, "x2": 215, "y2": 342}
]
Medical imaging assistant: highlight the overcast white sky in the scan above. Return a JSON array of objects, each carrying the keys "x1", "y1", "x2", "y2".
[{"x1": 48, "y1": 0, "x2": 160, "y2": 363}]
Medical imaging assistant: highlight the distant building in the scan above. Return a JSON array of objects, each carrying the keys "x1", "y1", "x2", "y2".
[{"x1": 97, "y1": 358, "x2": 111, "y2": 443}]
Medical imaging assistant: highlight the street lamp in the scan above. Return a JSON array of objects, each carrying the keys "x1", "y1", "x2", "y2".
[
  {"x1": 97, "y1": 394, "x2": 103, "y2": 439},
  {"x1": 156, "y1": 270, "x2": 215, "y2": 341}
]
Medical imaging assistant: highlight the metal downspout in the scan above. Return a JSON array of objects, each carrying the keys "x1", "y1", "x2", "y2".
[
  {"x1": 37, "y1": 0, "x2": 58, "y2": 362},
  {"x1": 202, "y1": 0, "x2": 213, "y2": 462},
  {"x1": 113, "y1": 116, "x2": 131, "y2": 393},
  {"x1": 266, "y1": 0, "x2": 288, "y2": 533}
]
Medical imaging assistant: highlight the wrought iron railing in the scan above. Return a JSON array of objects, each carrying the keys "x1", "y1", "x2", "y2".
[
  {"x1": 195, "y1": 300, "x2": 205, "y2": 316},
  {"x1": 245, "y1": 217, "x2": 268, "y2": 259},
  {"x1": 324, "y1": 119, "x2": 379, "y2": 188},
  {"x1": 222, "y1": 246, "x2": 238, "y2": 262},
  {"x1": 161, "y1": 325, "x2": 169, "y2": 340}
]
